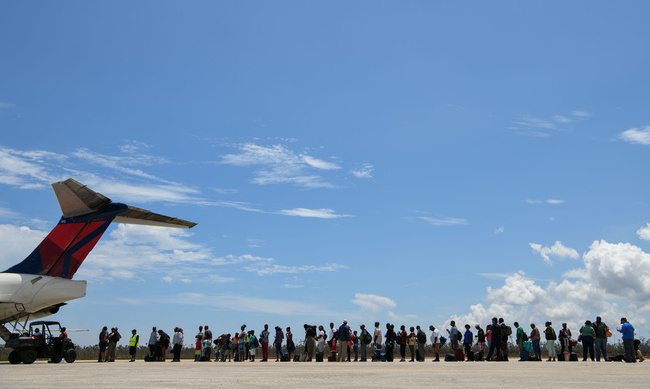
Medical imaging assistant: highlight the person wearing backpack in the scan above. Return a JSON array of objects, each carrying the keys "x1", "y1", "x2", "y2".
[
  {"x1": 447, "y1": 321, "x2": 461, "y2": 352},
  {"x1": 544, "y1": 322, "x2": 557, "y2": 361},
  {"x1": 359, "y1": 324, "x2": 370, "y2": 362},
  {"x1": 416, "y1": 326, "x2": 427, "y2": 362},
  {"x1": 486, "y1": 318, "x2": 502, "y2": 361},
  {"x1": 248, "y1": 330, "x2": 259, "y2": 361}
]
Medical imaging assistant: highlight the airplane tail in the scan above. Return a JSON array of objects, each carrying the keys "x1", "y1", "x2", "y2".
[{"x1": 3, "y1": 179, "x2": 197, "y2": 279}]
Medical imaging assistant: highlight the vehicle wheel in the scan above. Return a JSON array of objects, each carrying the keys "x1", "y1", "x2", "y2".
[
  {"x1": 21, "y1": 349, "x2": 37, "y2": 364},
  {"x1": 9, "y1": 350, "x2": 21, "y2": 364},
  {"x1": 64, "y1": 348, "x2": 77, "y2": 363}
]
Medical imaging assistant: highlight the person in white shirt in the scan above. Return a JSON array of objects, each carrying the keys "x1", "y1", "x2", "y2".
[
  {"x1": 373, "y1": 322, "x2": 382, "y2": 361},
  {"x1": 317, "y1": 325, "x2": 326, "y2": 354},
  {"x1": 429, "y1": 325, "x2": 440, "y2": 362}
]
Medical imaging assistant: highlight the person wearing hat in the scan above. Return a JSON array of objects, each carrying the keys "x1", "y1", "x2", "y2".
[
  {"x1": 618, "y1": 317, "x2": 636, "y2": 363},
  {"x1": 129, "y1": 329, "x2": 139, "y2": 362}
]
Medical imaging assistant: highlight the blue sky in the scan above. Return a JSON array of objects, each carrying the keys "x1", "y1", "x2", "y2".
[{"x1": 2, "y1": 1, "x2": 650, "y2": 346}]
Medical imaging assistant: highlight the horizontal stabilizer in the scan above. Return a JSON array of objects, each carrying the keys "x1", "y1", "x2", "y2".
[{"x1": 52, "y1": 178, "x2": 197, "y2": 228}]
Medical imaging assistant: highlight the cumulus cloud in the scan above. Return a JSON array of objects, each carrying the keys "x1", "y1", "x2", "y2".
[
  {"x1": 638, "y1": 223, "x2": 650, "y2": 241},
  {"x1": 449, "y1": 237, "x2": 650, "y2": 332},
  {"x1": 530, "y1": 241, "x2": 579, "y2": 265},
  {"x1": 619, "y1": 126, "x2": 650, "y2": 145},
  {"x1": 352, "y1": 293, "x2": 416, "y2": 322},
  {"x1": 0, "y1": 224, "x2": 47, "y2": 270}
]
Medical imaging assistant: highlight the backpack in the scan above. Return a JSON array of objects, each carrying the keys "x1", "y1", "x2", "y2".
[
  {"x1": 252, "y1": 336, "x2": 259, "y2": 348},
  {"x1": 417, "y1": 331, "x2": 427, "y2": 344},
  {"x1": 363, "y1": 332, "x2": 372, "y2": 345},
  {"x1": 506, "y1": 326, "x2": 512, "y2": 337},
  {"x1": 323, "y1": 333, "x2": 327, "y2": 341},
  {"x1": 456, "y1": 331, "x2": 462, "y2": 341}
]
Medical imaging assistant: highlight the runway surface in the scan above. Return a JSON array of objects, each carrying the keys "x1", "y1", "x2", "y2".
[{"x1": 1, "y1": 359, "x2": 647, "y2": 388}]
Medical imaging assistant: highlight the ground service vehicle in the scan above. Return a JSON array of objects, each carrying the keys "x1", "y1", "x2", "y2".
[{"x1": 5, "y1": 321, "x2": 76, "y2": 364}]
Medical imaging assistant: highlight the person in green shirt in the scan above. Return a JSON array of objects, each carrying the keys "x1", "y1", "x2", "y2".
[
  {"x1": 580, "y1": 320, "x2": 596, "y2": 361},
  {"x1": 514, "y1": 322, "x2": 527, "y2": 361}
]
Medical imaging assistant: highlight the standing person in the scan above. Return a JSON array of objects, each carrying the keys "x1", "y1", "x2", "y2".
[
  {"x1": 514, "y1": 322, "x2": 527, "y2": 361},
  {"x1": 129, "y1": 329, "x2": 139, "y2": 362},
  {"x1": 239, "y1": 325, "x2": 247, "y2": 362},
  {"x1": 385, "y1": 323, "x2": 396, "y2": 362},
  {"x1": 359, "y1": 324, "x2": 370, "y2": 362},
  {"x1": 106, "y1": 327, "x2": 121, "y2": 362},
  {"x1": 372, "y1": 322, "x2": 382, "y2": 361},
  {"x1": 580, "y1": 320, "x2": 596, "y2": 361},
  {"x1": 337, "y1": 320, "x2": 350, "y2": 362},
  {"x1": 158, "y1": 329, "x2": 170, "y2": 361},
  {"x1": 398, "y1": 325, "x2": 408, "y2": 362},
  {"x1": 98, "y1": 326, "x2": 108, "y2": 362},
  {"x1": 328, "y1": 322, "x2": 337, "y2": 356},
  {"x1": 499, "y1": 318, "x2": 509, "y2": 359},
  {"x1": 416, "y1": 325, "x2": 427, "y2": 362},
  {"x1": 530, "y1": 323, "x2": 541, "y2": 361},
  {"x1": 148, "y1": 327, "x2": 158, "y2": 359},
  {"x1": 172, "y1": 327, "x2": 184, "y2": 362},
  {"x1": 304, "y1": 324, "x2": 316, "y2": 361},
  {"x1": 248, "y1": 330, "x2": 258, "y2": 362},
  {"x1": 486, "y1": 318, "x2": 501, "y2": 361},
  {"x1": 316, "y1": 325, "x2": 326, "y2": 358},
  {"x1": 352, "y1": 330, "x2": 359, "y2": 361},
  {"x1": 463, "y1": 324, "x2": 474, "y2": 361},
  {"x1": 475, "y1": 324, "x2": 486, "y2": 359},
  {"x1": 231, "y1": 334, "x2": 239, "y2": 362},
  {"x1": 447, "y1": 321, "x2": 460, "y2": 352},
  {"x1": 260, "y1": 324, "x2": 270, "y2": 362},
  {"x1": 559, "y1": 323, "x2": 572, "y2": 356},
  {"x1": 274, "y1": 326, "x2": 284, "y2": 362},
  {"x1": 429, "y1": 325, "x2": 441, "y2": 362},
  {"x1": 286, "y1": 327, "x2": 295, "y2": 361},
  {"x1": 196, "y1": 326, "x2": 204, "y2": 359},
  {"x1": 544, "y1": 322, "x2": 557, "y2": 362},
  {"x1": 203, "y1": 325, "x2": 213, "y2": 361},
  {"x1": 617, "y1": 317, "x2": 636, "y2": 363},
  {"x1": 407, "y1": 327, "x2": 417, "y2": 362},
  {"x1": 593, "y1": 316, "x2": 609, "y2": 361}
]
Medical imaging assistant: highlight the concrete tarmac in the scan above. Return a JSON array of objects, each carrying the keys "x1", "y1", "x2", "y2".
[{"x1": 1, "y1": 359, "x2": 647, "y2": 388}]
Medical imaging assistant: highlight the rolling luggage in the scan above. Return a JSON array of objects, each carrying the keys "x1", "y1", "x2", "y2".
[
  {"x1": 455, "y1": 349, "x2": 464, "y2": 362},
  {"x1": 466, "y1": 350, "x2": 474, "y2": 361}
]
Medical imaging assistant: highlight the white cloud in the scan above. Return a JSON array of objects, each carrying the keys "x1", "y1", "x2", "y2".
[
  {"x1": 0, "y1": 224, "x2": 47, "y2": 270},
  {"x1": 572, "y1": 110, "x2": 592, "y2": 118},
  {"x1": 450, "y1": 237, "x2": 650, "y2": 332},
  {"x1": 494, "y1": 226, "x2": 505, "y2": 235},
  {"x1": 619, "y1": 126, "x2": 650, "y2": 145},
  {"x1": 525, "y1": 199, "x2": 564, "y2": 205},
  {"x1": 244, "y1": 262, "x2": 345, "y2": 276},
  {"x1": 351, "y1": 164, "x2": 374, "y2": 179},
  {"x1": 164, "y1": 292, "x2": 337, "y2": 317},
  {"x1": 352, "y1": 293, "x2": 396, "y2": 311},
  {"x1": 530, "y1": 241, "x2": 579, "y2": 265},
  {"x1": 278, "y1": 208, "x2": 350, "y2": 219},
  {"x1": 220, "y1": 143, "x2": 339, "y2": 188},
  {"x1": 418, "y1": 216, "x2": 468, "y2": 226},
  {"x1": 638, "y1": 223, "x2": 650, "y2": 241}
]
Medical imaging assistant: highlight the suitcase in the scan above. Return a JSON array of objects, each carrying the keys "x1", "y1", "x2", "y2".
[
  {"x1": 466, "y1": 351, "x2": 474, "y2": 361},
  {"x1": 144, "y1": 355, "x2": 156, "y2": 362},
  {"x1": 315, "y1": 352, "x2": 323, "y2": 362},
  {"x1": 293, "y1": 354, "x2": 300, "y2": 362},
  {"x1": 569, "y1": 353, "x2": 578, "y2": 361},
  {"x1": 455, "y1": 349, "x2": 464, "y2": 362},
  {"x1": 281, "y1": 352, "x2": 289, "y2": 362},
  {"x1": 558, "y1": 353, "x2": 565, "y2": 362},
  {"x1": 327, "y1": 355, "x2": 336, "y2": 362},
  {"x1": 380, "y1": 353, "x2": 386, "y2": 362}
]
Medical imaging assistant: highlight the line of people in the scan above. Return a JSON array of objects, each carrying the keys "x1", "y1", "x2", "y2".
[{"x1": 99, "y1": 316, "x2": 643, "y2": 363}]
